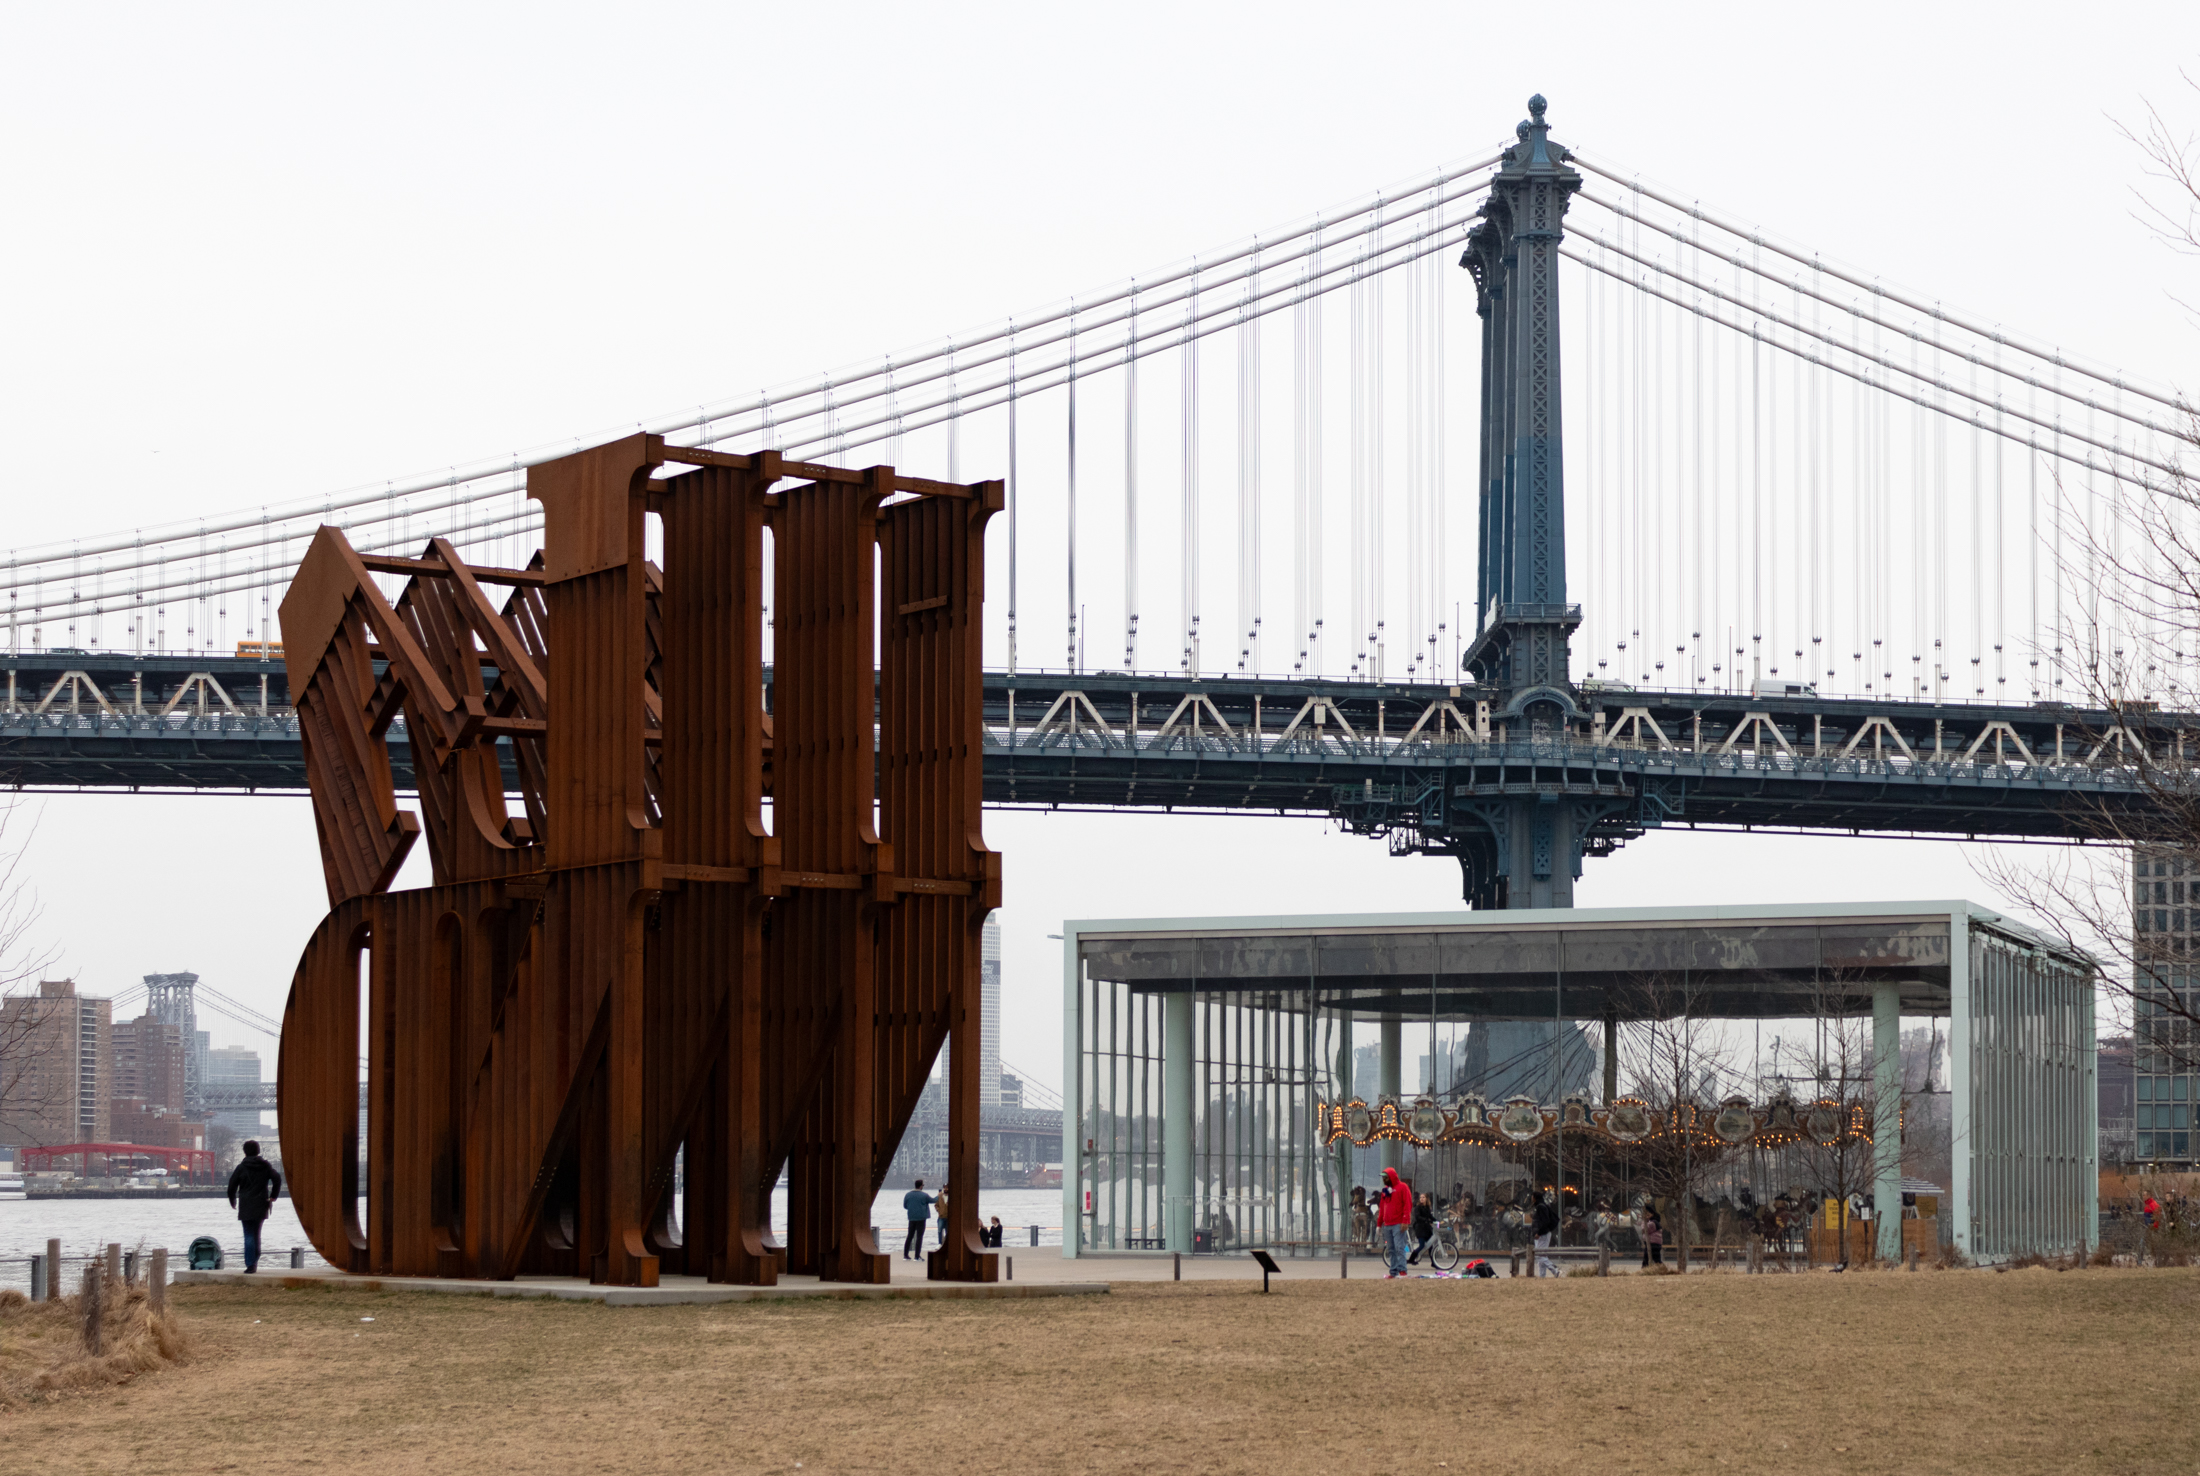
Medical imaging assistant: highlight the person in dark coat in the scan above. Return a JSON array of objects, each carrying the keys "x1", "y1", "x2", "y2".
[
  {"x1": 902, "y1": 1180, "x2": 936, "y2": 1260},
  {"x1": 1531, "y1": 1193, "x2": 1561, "y2": 1277},
  {"x1": 225, "y1": 1140, "x2": 283, "y2": 1273},
  {"x1": 1405, "y1": 1192, "x2": 1438, "y2": 1265}
]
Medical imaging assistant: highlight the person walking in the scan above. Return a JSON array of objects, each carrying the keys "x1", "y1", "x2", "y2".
[
  {"x1": 1640, "y1": 1206, "x2": 1665, "y2": 1270},
  {"x1": 902, "y1": 1179, "x2": 936, "y2": 1260},
  {"x1": 2143, "y1": 1193, "x2": 2161, "y2": 1231},
  {"x1": 1406, "y1": 1192, "x2": 1437, "y2": 1266},
  {"x1": 1376, "y1": 1167, "x2": 1413, "y2": 1279},
  {"x1": 935, "y1": 1185, "x2": 951, "y2": 1246},
  {"x1": 1531, "y1": 1193, "x2": 1561, "y2": 1278},
  {"x1": 225, "y1": 1140, "x2": 283, "y2": 1274}
]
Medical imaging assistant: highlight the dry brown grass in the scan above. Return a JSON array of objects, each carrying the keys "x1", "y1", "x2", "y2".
[
  {"x1": 0, "y1": 1282, "x2": 192, "y2": 1408},
  {"x1": 4, "y1": 1266, "x2": 2198, "y2": 1473}
]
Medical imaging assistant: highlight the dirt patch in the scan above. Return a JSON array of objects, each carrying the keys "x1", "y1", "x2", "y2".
[{"x1": 5, "y1": 1267, "x2": 2197, "y2": 1473}]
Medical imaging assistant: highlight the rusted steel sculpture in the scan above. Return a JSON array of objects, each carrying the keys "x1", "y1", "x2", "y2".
[{"x1": 276, "y1": 435, "x2": 1003, "y2": 1286}]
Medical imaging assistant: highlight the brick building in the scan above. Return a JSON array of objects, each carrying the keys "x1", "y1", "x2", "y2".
[{"x1": 0, "y1": 979, "x2": 112, "y2": 1147}]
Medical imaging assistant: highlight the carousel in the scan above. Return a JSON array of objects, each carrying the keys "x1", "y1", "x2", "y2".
[{"x1": 1317, "y1": 1091, "x2": 1878, "y2": 1266}]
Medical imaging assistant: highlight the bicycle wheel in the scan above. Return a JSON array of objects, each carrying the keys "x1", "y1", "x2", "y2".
[{"x1": 1429, "y1": 1225, "x2": 1462, "y2": 1271}]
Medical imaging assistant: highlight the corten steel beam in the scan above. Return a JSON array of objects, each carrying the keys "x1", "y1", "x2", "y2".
[{"x1": 275, "y1": 433, "x2": 1003, "y2": 1287}]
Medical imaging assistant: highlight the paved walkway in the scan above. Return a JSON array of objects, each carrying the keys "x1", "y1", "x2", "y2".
[
  {"x1": 174, "y1": 1260, "x2": 1110, "y2": 1306},
  {"x1": 174, "y1": 1244, "x2": 1604, "y2": 1303}
]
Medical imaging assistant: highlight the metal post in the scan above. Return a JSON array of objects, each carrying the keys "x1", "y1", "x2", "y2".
[
  {"x1": 1874, "y1": 981, "x2": 1903, "y2": 1264},
  {"x1": 1379, "y1": 1013, "x2": 1403, "y2": 1173},
  {"x1": 1950, "y1": 907, "x2": 1974, "y2": 1260},
  {"x1": 1163, "y1": 989, "x2": 1194, "y2": 1255},
  {"x1": 1029, "y1": 1224, "x2": 1039, "y2": 1248},
  {"x1": 1173, "y1": 1251, "x2": 1181, "y2": 1281},
  {"x1": 29, "y1": 1253, "x2": 45, "y2": 1302},
  {"x1": 291, "y1": 1245, "x2": 305, "y2": 1269},
  {"x1": 1602, "y1": 1007, "x2": 1619, "y2": 1103}
]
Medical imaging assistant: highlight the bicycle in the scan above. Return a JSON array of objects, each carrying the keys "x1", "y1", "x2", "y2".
[{"x1": 1425, "y1": 1220, "x2": 1465, "y2": 1272}]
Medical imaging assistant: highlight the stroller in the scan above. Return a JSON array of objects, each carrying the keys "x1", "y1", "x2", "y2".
[{"x1": 187, "y1": 1235, "x2": 224, "y2": 1270}]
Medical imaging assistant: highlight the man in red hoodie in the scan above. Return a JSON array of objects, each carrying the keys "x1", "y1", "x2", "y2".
[{"x1": 1376, "y1": 1167, "x2": 1414, "y2": 1278}]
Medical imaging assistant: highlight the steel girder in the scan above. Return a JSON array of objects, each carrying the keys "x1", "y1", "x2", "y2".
[{"x1": 275, "y1": 435, "x2": 1002, "y2": 1288}]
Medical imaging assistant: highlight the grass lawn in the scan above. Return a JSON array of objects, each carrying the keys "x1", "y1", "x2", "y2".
[{"x1": 6, "y1": 1266, "x2": 2196, "y2": 1474}]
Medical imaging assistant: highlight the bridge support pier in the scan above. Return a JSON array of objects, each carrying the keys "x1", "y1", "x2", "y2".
[{"x1": 1456, "y1": 795, "x2": 1586, "y2": 910}]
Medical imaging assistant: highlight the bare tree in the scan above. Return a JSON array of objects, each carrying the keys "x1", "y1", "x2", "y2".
[
  {"x1": 1763, "y1": 972, "x2": 1898, "y2": 1263},
  {"x1": 0, "y1": 799, "x2": 61, "y2": 1135},
  {"x1": 1980, "y1": 78, "x2": 2200, "y2": 1081},
  {"x1": 1608, "y1": 970, "x2": 1745, "y2": 1266}
]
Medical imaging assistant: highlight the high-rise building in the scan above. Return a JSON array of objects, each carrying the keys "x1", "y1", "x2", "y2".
[
  {"x1": 206, "y1": 1045, "x2": 265, "y2": 1138},
  {"x1": 0, "y1": 979, "x2": 112, "y2": 1147},
  {"x1": 113, "y1": 1015, "x2": 188, "y2": 1113},
  {"x1": 981, "y1": 915, "x2": 1002, "y2": 1109},
  {"x1": 2098, "y1": 1034, "x2": 2136, "y2": 1167},
  {"x1": 2132, "y1": 847, "x2": 2195, "y2": 1170}
]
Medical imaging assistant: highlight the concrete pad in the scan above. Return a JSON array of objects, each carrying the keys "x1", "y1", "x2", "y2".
[{"x1": 173, "y1": 1265, "x2": 1108, "y2": 1306}]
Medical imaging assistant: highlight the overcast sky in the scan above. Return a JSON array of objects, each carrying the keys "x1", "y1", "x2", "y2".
[{"x1": 1, "y1": 4, "x2": 2195, "y2": 1082}]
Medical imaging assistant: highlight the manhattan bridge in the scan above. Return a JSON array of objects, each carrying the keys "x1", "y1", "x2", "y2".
[{"x1": 4, "y1": 96, "x2": 2194, "y2": 910}]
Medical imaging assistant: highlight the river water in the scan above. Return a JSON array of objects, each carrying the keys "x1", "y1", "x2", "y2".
[{"x1": 0, "y1": 1187, "x2": 1065, "y2": 1293}]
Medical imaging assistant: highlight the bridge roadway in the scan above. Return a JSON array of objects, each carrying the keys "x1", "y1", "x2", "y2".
[{"x1": 0, "y1": 652, "x2": 2183, "y2": 846}]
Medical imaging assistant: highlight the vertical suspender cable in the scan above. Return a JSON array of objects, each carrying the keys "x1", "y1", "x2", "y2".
[
  {"x1": 1351, "y1": 215, "x2": 1368, "y2": 677},
  {"x1": 1911, "y1": 331, "x2": 1925, "y2": 697},
  {"x1": 1372, "y1": 202, "x2": 1387, "y2": 681},
  {"x1": 1790, "y1": 274, "x2": 1803, "y2": 676},
  {"x1": 1425, "y1": 195, "x2": 1443, "y2": 677},
  {"x1": 1293, "y1": 256, "x2": 1308, "y2": 674},
  {"x1": 2028, "y1": 372, "x2": 2040, "y2": 698},
  {"x1": 1751, "y1": 312, "x2": 1762, "y2": 686},
  {"x1": 1007, "y1": 324, "x2": 1019, "y2": 675},
  {"x1": 1994, "y1": 340, "x2": 2006, "y2": 698},
  {"x1": 1651, "y1": 250, "x2": 1664, "y2": 684},
  {"x1": 2052, "y1": 360, "x2": 2064, "y2": 693},
  {"x1": 1852, "y1": 307, "x2": 1865, "y2": 692},
  {"x1": 1068, "y1": 307, "x2": 1080, "y2": 673},
  {"x1": 1808, "y1": 262, "x2": 1823, "y2": 680},
  {"x1": 1934, "y1": 314, "x2": 1950, "y2": 699},
  {"x1": 1124, "y1": 290, "x2": 1139, "y2": 670},
  {"x1": 1980, "y1": 358, "x2": 1997, "y2": 703},
  {"x1": 1297, "y1": 230, "x2": 1325, "y2": 674},
  {"x1": 1692, "y1": 222, "x2": 1706, "y2": 686},
  {"x1": 1585, "y1": 243, "x2": 1599, "y2": 673},
  {"x1": 946, "y1": 342, "x2": 961, "y2": 483},
  {"x1": 1183, "y1": 272, "x2": 1201, "y2": 674},
  {"x1": 1408, "y1": 216, "x2": 1425, "y2": 676},
  {"x1": 1238, "y1": 246, "x2": 1262, "y2": 673}
]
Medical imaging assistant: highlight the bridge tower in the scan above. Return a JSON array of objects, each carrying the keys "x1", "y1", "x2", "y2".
[{"x1": 1452, "y1": 95, "x2": 1597, "y2": 908}]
